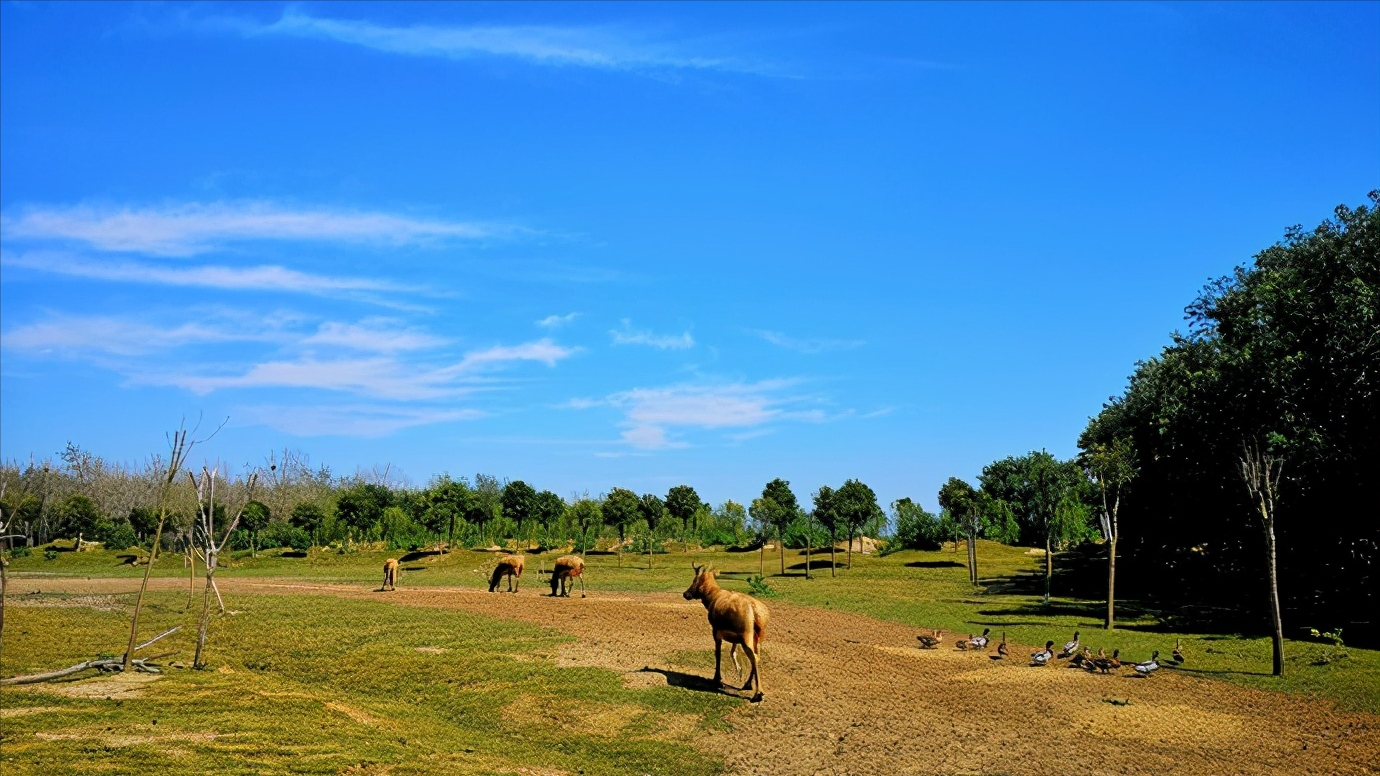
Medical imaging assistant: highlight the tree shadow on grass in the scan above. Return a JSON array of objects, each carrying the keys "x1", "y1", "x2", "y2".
[
  {"x1": 400, "y1": 549, "x2": 442, "y2": 563},
  {"x1": 788, "y1": 559, "x2": 839, "y2": 571},
  {"x1": 905, "y1": 560, "x2": 966, "y2": 569}
]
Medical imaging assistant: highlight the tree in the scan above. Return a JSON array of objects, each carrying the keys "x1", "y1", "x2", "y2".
[
  {"x1": 812, "y1": 486, "x2": 840, "y2": 577},
  {"x1": 533, "y1": 490, "x2": 566, "y2": 547},
  {"x1": 1241, "y1": 439, "x2": 1287, "y2": 675},
  {"x1": 55, "y1": 494, "x2": 102, "y2": 547},
  {"x1": 426, "y1": 477, "x2": 470, "y2": 552},
  {"x1": 502, "y1": 480, "x2": 538, "y2": 549},
  {"x1": 602, "y1": 488, "x2": 640, "y2": 567},
  {"x1": 566, "y1": 498, "x2": 602, "y2": 556},
  {"x1": 665, "y1": 485, "x2": 703, "y2": 542},
  {"x1": 240, "y1": 500, "x2": 271, "y2": 557},
  {"x1": 467, "y1": 474, "x2": 503, "y2": 546},
  {"x1": 638, "y1": 493, "x2": 666, "y2": 568},
  {"x1": 748, "y1": 497, "x2": 774, "y2": 576},
  {"x1": 762, "y1": 479, "x2": 799, "y2": 576},
  {"x1": 892, "y1": 498, "x2": 942, "y2": 550},
  {"x1": 1084, "y1": 436, "x2": 1136, "y2": 630},
  {"x1": 289, "y1": 502, "x2": 326, "y2": 547},
  {"x1": 336, "y1": 482, "x2": 391, "y2": 541},
  {"x1": 937, "y1": 477, "x2": 980, "y2": 584},
  {"x1": 834, "y1": 479, "x2": 883, "y2": 570}
]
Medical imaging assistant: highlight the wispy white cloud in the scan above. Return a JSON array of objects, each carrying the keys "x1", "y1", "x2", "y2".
[
  {"x1": 573, "y1": 379, "x2": 823, "y2": 450},
  {"x1": 239, "y1": 403, "x2": 484, "y2": 437},
  {"x1": 446, "y1": 338, "x2": 578, "y2": 374},
  {"x1": 230, "y1": 10, "x2": 768, "y2": 75},
  {"x1": 2, "y1": 251, "x2": 417, "y2": 301},
  {"x1": 610, "y1": 319, "x2": 694, "y2": 350},
  {"x1": 2, "y1": 313, "x2": 281, "y2": 356},
  {"x1": 302, "y1": 319, "x2": 448, "y2": 353},
  {"x1": 145, "y1": 338, "x2": 577, "y2": 400},
  {"x1": 751, "y1": 329, "x2": 864, "y2": 354},
  {"x1": 536, "y1": 312, "x2": 580, "y2": 328},
  {"x1": 1, "y1": 202, "x2": 499, "y2": 256}
]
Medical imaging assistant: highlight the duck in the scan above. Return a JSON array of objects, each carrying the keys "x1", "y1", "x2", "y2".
[
  {"x1": 1068, "y1": 646, "x2": 1091, "y2": 668},
  {"x1": 1031, "y1": 640, "x2": 1055, "y2": 665},
  {"x1": 970, "y1": 628, "x2": 992, "y2": 650},
  {"x1": 1107, "y1": 649, "x2": 1122, "y2": 671},
  {"x1": 1059, "y1": 631, "x2": 1081, "y2": 658},
  {"x1": 1091, "y1": 648, "x2": 1119, "y2": 674},
  {"x1": 994, "y1": 632, "x2": 1009, "y2": 660},
  {"x1": 1134, "y1": 650, "x2": 1160, "y2": 677},
  {"x1": 916, "y1": 629, "x2": 943, "y2": 649},
  {"x1": 1171, "y1": 638, "x2": 1186, "y2": 665},
  {"x1": 955, "y1": 634, "x2": 973, "y2": 650}
]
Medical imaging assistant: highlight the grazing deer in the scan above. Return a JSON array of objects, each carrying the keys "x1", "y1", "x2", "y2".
[
  {"x1": 682, "y1": 564, "x2": 769, "y2": 702},
  {"x1": 548, "y1": 555, "x2": 586, "y2": 597},
  {"x1": 381, "y1": 558, "x2": 400, "y2": 591},
  {"x1": 489, "y1": 554, "x2": 524, "y2": 593}
]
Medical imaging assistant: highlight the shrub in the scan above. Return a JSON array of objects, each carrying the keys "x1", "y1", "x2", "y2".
[
  {"x1": 100, "y1": 521, "x2": 138, "y2": 550},
  {"x1": 10, "y1": 545, "x2": 32, "y2": 558},
  {"x1": 260, "y1": 522, "x2": 312, "y2": 552},
  {"x1": 780, "y1": 515, "x2": 829, "y2": 549},
  {"x1": 746, "y1": 575, "x2": 777, "y2": 598},
  {"x1": 44, "y1": 547, "x2": 58, "y2": 560}
]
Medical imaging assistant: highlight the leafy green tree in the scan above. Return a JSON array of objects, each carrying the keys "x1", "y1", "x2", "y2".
[
  {"x1": 748, "y1": 497, "x2": 775, "y2": 576},
  {"x1": 55, "y1": 494, "x2": 102, "y2": 543},
  {"x1": 762, "y1": 479, "x2": 800, "y2": 576},
  {"x1": 502, "y1": 480, "x2": 538, "y2": 549},
  {"x1": 336, "y1": 482, "x2": 392, "y2": 541},
  {"x1": 938, "y1": 477, "x2": 980, "y2": 583},
  {"x1": 533, "y1": 490, "x2": 566, "y2": 547},
  {"x1": 891, "y1": 498, "x2": 942, "y2": 550},
  {"x1": 426, "y1": 477, "x2": 470, "y2": 552},
  {"x1": 665, "y1": 485, "x2": 703, "y2": 537},
  {"x1": 240, "y1": 500, "x2": 272, "y2": 557},
  {"x1": 289, "y1": 502, "x2": 326, "y2": 547},
  {"x1": 466, "y1": 474, "x2": 503, "y2": 546},
  {"x1": 637, "y1": 493, "x2": 666, "y2": 568},
  {"x1": 566, "y1": 498, "x2": 602, "y2": 556},
  {"x1": 602, "y1": 488, "x2": 641, "y2": 567},
  {"x1": 127, "y1": 507, "x2": 160, "y2": 540},
  {"x1": 812, "y1": 486, "x2": 841, "y2": 576}
]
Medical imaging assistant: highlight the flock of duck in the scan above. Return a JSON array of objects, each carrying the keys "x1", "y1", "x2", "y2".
[{"x1": 917, "y1": 629, "x2": 1187, "y2": 677}]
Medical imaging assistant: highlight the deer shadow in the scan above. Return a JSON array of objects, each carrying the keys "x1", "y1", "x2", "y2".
[{"x1": 635, "y1": 667, "x2": 756, "y2": 699}]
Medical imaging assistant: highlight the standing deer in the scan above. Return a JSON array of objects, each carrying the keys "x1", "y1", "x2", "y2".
[
  {"x1": 381, "y1": 558, "x2": 400, "y2": 591},
  {"x1": 682, "y1": 564, "x2": 768, "y2": 702},
  {"x1": 489, "y1": 554, "x2": 524, "y2": 593},
  {"x1": 548, "y1": 555, "x2": 586, "y2": 597}
]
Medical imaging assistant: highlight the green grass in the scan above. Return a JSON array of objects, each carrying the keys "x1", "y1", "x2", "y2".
[
  {"x1": 8, "y1": 536, "x2": 1379, "y2": 740},
  {"x1": 1, "y1": 588, "x2": 735, "y2": 776}
]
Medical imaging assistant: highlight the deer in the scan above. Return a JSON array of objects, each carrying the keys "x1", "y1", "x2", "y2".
[
  {"x1": 548, "y1": 555, "x2": 586, "y2": 597},
  {"x1": 682, "y1": 564, "x2": 768, "y2": 702},
  {"x1": 381, "y1": 558, "x2": 400, "y2": 591},
  {"x1": 488, "y1": 554, "x2": 524, "y2": 593}
]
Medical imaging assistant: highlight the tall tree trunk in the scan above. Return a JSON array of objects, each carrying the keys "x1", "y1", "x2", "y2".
[
  {"x1": 967, "y1": 535, "x2": 977, "y2": 585},
  {"x1": 618, "y1": 527, "x2": 624, "y2": 568},
  {"x1": 1044, "y1": 532, "x2": 1052, "y2": 604},
  {"x1": 829, "y1": 531, "x2": 836, "y2": 577},
  {"x1": 1263, "y1": 518, "x2": 1285, "y2": 676},
  {"x1": 185, "y1": 541, "x2": 196, "y2": 611},
  {"x1": 780, "y1": 529, "x2": 786, "y2": 576},
  {"x1": 847, "y1": 527, "x2": 853, "y2": 570},
  {"x1": 1105, "y1": 534, "x2": 1118, "y2": 630}
]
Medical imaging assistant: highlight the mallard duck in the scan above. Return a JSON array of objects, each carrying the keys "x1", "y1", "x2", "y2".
[
  {"x1": 994, "y1": 632, "x2": 1009, "y2": 660},
  {"x1": 1031, "y1": 640, "x2": 1055, "y2": 665},
  {"x1": 1107, "y1": 649, "x2": 1121, "y2": 671},
  {"x1": 1084, "y1": 647, "x2": 1105, "y2": 672},
  {"x1": 1134, "y1": 650, "x2": 1160, "y2": 677},
  {"x1": 917, "y1": 629, "x2": 943, "y2": 649},
  {"x1": 1059, "y1": 631, "x2": 1081, "y2": 658},
  {"x1": 1068, "y1": 646, "x2": 1091, "y2": 668},
  {"x1": 955, "y1": 634, "x2": 973, "y2": 650},
  {"x1": 970, "y1": 628, "x2": 992, "y2": 650},
  {"x1": 1171, "y1": 638, "x2": 1185, "y2": 665}
]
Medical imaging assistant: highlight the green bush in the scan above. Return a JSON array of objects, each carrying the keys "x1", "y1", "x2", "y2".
[
  {"x1": 44, "y1": 547, "x2": 58, "y2": 560},
  {"x1": 9, "y1": 545, "x2": 32, "y2": 558},
  {"x1": 780, "y1": 515, "x2": 830, "y2": 549},
  {"x1": 99, "y1": 521, "x2": 138, "y2": 550},
  {"x1": 746, "y1": 575, "x2": 777, "y2": 597},
  {"x1": 260, "y1": 522, "x2": 312, "y2": 552}
]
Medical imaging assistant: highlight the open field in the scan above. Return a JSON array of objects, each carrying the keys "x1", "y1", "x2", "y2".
[{"x1": 3, "y1": 542, "x2": 1378, "y2": 775}]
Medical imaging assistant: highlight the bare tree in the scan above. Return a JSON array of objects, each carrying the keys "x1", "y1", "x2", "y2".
[
  {"x1": 189, "y1": 465, "x2": 257, "y2": 669},
  {"x1": 122, "y1": 426, "x2": 196, "y2": 672},
  {"x1": 1087, "y1": 437, "x2": 1136, "y2": 630},
  {"x1": 1240, "y1": 439, "x2": 1286, "y2": 676}
]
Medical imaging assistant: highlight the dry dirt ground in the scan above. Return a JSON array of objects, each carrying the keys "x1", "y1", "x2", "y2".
[{"x1": 16, "y1": 576, "x2": 1380, "y2": 776}]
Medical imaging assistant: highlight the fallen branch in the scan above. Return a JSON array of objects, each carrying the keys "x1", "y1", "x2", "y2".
[
  {"x1": 133, "y1": 625, "x2": 181, "y2": 653},
  {"x1": 2, "y1": 656, "x2": 169, "y2": 685}
]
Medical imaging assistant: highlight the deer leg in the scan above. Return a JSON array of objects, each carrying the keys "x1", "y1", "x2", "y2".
[
  {"x1": 729, "y1": 644, "x2": 742, "y2": 682},
  {"x1": 578, "y1": 574, "x2": 586, "y2": 597},
  {"x1": 741, "y1": 641, "x2": 763, "y2": 700},
  {"x1": 713, "y1": 634, "x2": 724, "y2": 685}
]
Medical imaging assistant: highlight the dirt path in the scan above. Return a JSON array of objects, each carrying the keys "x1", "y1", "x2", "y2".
[{"x1": 17, "y1": 576, "x2": 1379, "y2": 776}]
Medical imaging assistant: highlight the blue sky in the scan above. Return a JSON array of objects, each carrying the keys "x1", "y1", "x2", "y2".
[{"x1": 2, "y1": 1, "x2": 1377, "y2": 512}]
